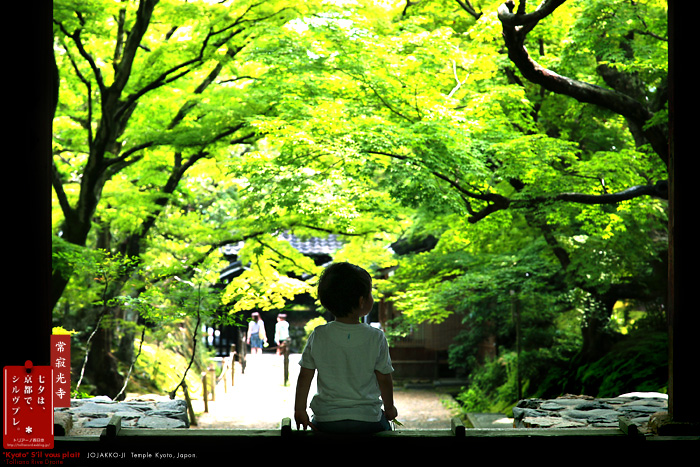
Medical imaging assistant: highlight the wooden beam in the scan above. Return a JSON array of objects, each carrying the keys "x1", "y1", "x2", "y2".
[{"x1": 667, "y1": 0, "x2": 700, "y2": 425}]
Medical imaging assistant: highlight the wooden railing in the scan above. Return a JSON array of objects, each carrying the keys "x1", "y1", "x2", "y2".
[
  {"x1": 51, "y1": 413, "x2": 650, "y2": 443},
  {"x1": 89, "y1": 414, "x2": 469, "y2": 441},
  {"x1": 50, "y1": 414, "x2": 696, "y2": 465}
]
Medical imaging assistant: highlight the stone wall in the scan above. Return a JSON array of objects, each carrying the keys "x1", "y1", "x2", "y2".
[
  {"x1": 54, "y1": 395, "x2": 189, "y2": 435},
  {"x1": 513, "y1": 392, "x2": 668, "y2": 433}
]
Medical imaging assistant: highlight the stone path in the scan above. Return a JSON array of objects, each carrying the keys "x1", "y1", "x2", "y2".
[{"x1": 191, "y1": 353, "x2": 459, "y2": 431}]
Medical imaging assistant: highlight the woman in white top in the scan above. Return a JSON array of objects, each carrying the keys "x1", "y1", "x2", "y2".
[{"x1": 247, "y1": 312, "x2": 266, "y2": 354}]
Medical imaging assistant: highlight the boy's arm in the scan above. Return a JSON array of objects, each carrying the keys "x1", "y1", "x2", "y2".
[
  {"x1": 375, "y1": 370, "x2": 397, "y2": 421},
  {"x1": 294, "y1": 366, "x2": 316, "y2": 430}
]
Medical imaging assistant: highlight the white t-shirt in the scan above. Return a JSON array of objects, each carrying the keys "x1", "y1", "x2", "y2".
[{"x1": 299, "y1": 321, "x2": 394, "y2": 422}]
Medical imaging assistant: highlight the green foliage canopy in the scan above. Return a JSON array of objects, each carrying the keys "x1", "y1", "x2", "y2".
[{"x1": 51, "y1": 0, "x2": 668, "y2": 397}]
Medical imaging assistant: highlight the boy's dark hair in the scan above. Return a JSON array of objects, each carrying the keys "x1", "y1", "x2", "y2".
[{"x1": 317, "y1": 262, "x2": 372, "y2": 318}]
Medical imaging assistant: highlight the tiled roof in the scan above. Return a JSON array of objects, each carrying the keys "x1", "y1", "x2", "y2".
[
  {"x1": 221, "y1": 232, "x2": 344, "y2": 257},
  {"x1": 277, "y1": 232, "x2": 344, "y2": 256},
  {"x1": 220, "y1": 241, "x2": 245, "y2": 256},
  {"x1": 219, "y1": 232, "x2": 345, "y2": 282}
]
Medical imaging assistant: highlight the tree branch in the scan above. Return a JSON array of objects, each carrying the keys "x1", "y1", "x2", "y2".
[
  {"x1": 547, "y1": 180, "x2": 668, "y2": 205},
  {"x1": 496, "y1": 0, "x2": 668, "y2": 166},
  {"x1": 367, "y1": 148, "x2": 666, "y2": 222},
  {"x1": 111, "y1": 0, "x2": 158, "y2": 96},
  {"x1": 455, "y1": 0, "x2": 483, "y2": 20},
  {"x1": 51, "y1": 162, "x2": 76, "y2": 223}
]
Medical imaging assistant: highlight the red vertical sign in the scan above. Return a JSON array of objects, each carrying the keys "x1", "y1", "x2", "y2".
[
  {"x1": 51, "y1": 334, "x2": 71, "y2": 407},
  {"x1": 3, "y1": 361, "x2": 54, "y2": 449}
]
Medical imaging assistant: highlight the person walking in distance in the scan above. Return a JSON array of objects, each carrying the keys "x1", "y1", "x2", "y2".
[
  {"x1": 247, "y1": 312, "x2": 267, "y2": 355},
  {"x1": 275, "y1": 313, "x2": 290, "y2": 355}
]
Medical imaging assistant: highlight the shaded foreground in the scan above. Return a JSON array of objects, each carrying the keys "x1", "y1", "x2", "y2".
[
  {"x1": 50, "y1": 354, "x2": 697, "y2": 465},
  {"x1": 53, "y1": 413, "x2": 697, "y2": 465}
]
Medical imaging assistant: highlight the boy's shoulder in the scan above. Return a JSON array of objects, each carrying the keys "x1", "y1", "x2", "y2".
[
  {"x1": 362, "y1": 323, "x2": 386, "y2": 336},
  {"x1": 319, "y1": 321, "x2": 385, "y2": 336}
]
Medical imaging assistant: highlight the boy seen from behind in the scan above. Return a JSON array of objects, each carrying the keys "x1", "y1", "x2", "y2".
[{"x1": 294, "y1": 262, "x2": 398, "y2": 434}]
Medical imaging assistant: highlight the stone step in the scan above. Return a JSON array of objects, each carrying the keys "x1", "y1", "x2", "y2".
[
  {"x1": 512, "y1": 393, "x2": 668, "y2": 433},
  {"x1": 54, "y1": 396, "x2": 190, "y2": 435}
]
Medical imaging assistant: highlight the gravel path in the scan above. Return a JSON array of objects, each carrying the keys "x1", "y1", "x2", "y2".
[{"x1": 190, "y1": 354, "x2": 459, "y2": 431}]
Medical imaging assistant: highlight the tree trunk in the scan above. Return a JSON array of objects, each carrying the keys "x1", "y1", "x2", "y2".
[
  {"x1": 51, "y1": 0, "x2": 159, "y2": 312},
  {"x1": 85, "y1": 326, "x2": 126, "y2": 399},
  {"x1": 579, "y1": 314, "x2": 615, "y2": 363},
  {"x1": 116, "y1": 308, "x2": 140, "y2": 363}
]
